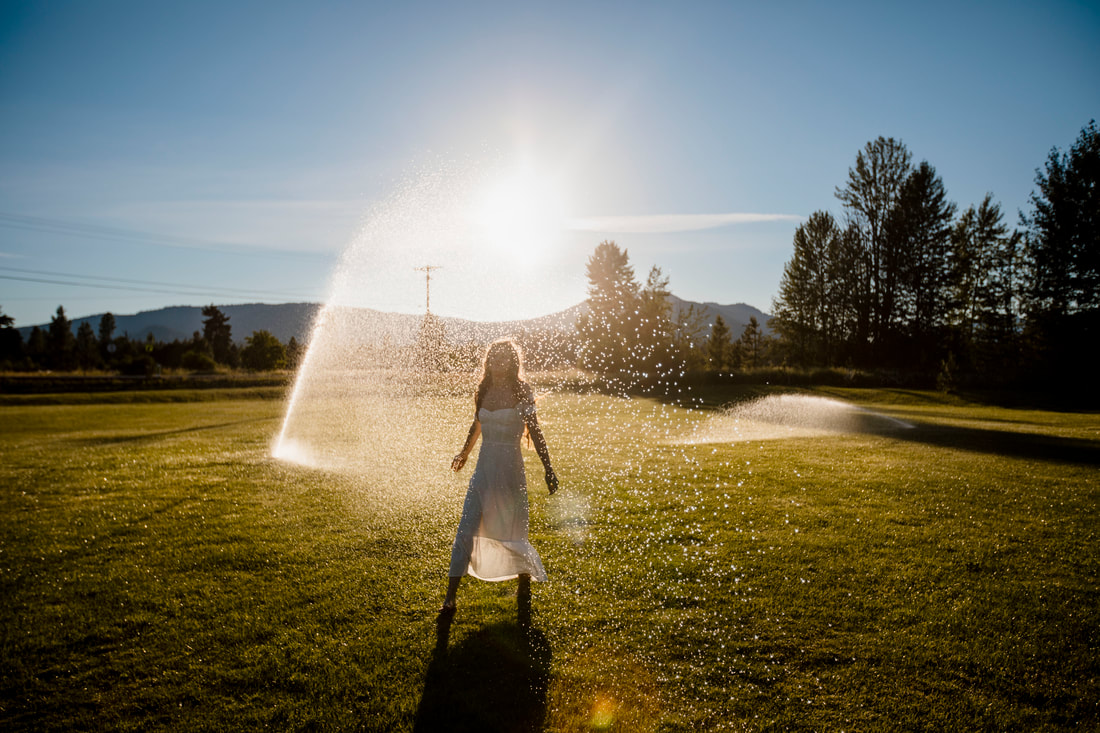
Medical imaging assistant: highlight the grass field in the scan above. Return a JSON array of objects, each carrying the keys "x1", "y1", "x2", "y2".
[{"x1": 1, "y1": 384, "x2": 1097, "y2": 731}]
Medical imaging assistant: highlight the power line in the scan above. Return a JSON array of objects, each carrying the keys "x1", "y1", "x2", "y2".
[
  {"x1": 0, "y1": 264, "x2": 319, "y2": 299},
  {"x1": 0, "y1": 273, "x2": 319, "y2": 302},
  {"x1": 0, "y1": 211, "x2": 334, "y2": 261}
]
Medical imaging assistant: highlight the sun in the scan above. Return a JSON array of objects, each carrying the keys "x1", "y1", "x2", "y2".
[{"x1": 471, "y1": 166, "x2": 569, "y2": 264}]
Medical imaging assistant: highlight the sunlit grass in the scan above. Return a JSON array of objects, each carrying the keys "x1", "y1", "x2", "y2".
[{"x1": 1, "y1": 386, "x2": 1097, "y2": 730}]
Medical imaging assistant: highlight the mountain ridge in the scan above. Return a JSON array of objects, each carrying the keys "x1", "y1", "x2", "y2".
[{"x1": 18, "y1": 299, "x2": 772, "y2": 344}]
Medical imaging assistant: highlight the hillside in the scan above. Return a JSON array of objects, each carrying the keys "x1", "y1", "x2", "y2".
[{"x1": 18, "y1": 299, "x2": 771, "y2": 345}]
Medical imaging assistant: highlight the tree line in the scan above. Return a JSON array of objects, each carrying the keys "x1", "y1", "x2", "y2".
[
  {"x1": 572, "y1": 121, "x2": 1097, "y2": 392},
  {"x1": 771, "y1": 121, "x2": 1098, "y2": 388},
  {"x1": 0, "y1": 304, "x2": 302, "y2": 374},
  {"x1": 573, "y1": 240, "x2": 769, "y2": 390},
  {"x1": 4, "y1": 122, "x2": 1092, "y2": 389}
]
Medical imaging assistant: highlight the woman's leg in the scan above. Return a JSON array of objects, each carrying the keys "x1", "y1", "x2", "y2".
[
  {"x1": 441, "y1": 576, "x2": 461, "y2": 611},
  {"x1": 517, "y1": 573, "x2": 531, "y2": 626},
  {"x1": 443, "y1": 485, "x2": 481, "y2": 613}
]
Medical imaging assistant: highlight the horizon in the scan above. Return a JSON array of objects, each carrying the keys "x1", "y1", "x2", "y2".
[
  {"x1": 2, "y1": 2, "x2": 1097, "y2": 327},
  {"x1": 13, "y1": 293, "x2": 771, "y2": 335}
]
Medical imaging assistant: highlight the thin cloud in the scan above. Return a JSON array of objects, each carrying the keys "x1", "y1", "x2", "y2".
[{"x1": 567, "y1": 212, "x2": 802, "y2": 234}]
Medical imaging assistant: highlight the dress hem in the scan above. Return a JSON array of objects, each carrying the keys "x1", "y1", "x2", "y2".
[{"x1": 464, "y1": 570, "x2": 548, "y2": 583}]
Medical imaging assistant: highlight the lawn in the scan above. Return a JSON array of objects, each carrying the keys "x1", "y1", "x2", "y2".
[{"x1": 1, "y1": 384, "x2": 1097, "y2": 731}]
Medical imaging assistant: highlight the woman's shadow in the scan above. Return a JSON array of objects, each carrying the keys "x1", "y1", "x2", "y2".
[{"x1": 414, "y1": 579, "x2": 551, "y2": 733}]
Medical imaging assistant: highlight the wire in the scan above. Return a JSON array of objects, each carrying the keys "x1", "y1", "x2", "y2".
[
  {"x1": 0, "y1": 211, "x2": 335, "y2": 260},
  {"x1": 0, "y1": 265, "x2": 318, "y2": 300},
  {"x1": 0, "y1": 273, "x2": 320, "y2": 301}
]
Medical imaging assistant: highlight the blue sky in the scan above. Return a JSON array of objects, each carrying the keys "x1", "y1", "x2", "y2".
[{"x1": 1, "y1": 0, "x2": 1097, "y2": 326}]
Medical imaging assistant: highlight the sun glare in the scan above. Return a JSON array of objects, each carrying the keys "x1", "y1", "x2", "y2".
[{"x1": 471, "y1": 166, "x2": 569, "y2": 265}]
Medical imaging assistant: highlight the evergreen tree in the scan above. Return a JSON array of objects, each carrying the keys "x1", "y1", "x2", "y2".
[
  {"x1": 575, "y1": 241, "x2": 640, "y2": 376},
  {"x1": 772, "y1": 211, "x2": 845, "y2": 365},
  {"x1": 1021, "y1": 120, "x2": 1099, "y2": 384},
  {"x1": 950, "y1": 195, "x2": 1023, "y2": 373},
  {"x1": 673, "y1": 302, "x2": 708, "y2": 371},
  {"x1": 74, "y1": 321, "x2": 100, "y2": 372},
  {"x1": 97, "y1": 312, "x2": 116, "y2": 344},
  {"x1": 286, "y1": 336, "x2": 303, "y2": 370},
  {"x1": 635, "y1": 265, "x2": 678, "y2": 380},
  {"x1": 0, "y1": 306, "x2": 23, "y2": 368},
  {"x1": 1023, "y1": 120, "x2": 1100, "y2": 318},
  {"x1": 706, "y1": 315, "x2": 734, "y2": 371},
  {"x1": 201, "y1": 305, "x2": 232, "y2": 364},
  {"x1": 414, "y1": 313, "x2": 446, "y2": 372},
  {"x1": 47, "y1": 306, "x2": 76, "y2": 370},
  {"x1": 739, "y1": 317, "x2": 763, "y2": 369},
  {"x1": 26, "y1": 326, "x2": 47, "y2": 369},
  {"x1": 887, "y1": 161, "x2": 957, "y2": 366},
  {"x1": 98, "y1": 313, "x2": 117, "y2": 366}
]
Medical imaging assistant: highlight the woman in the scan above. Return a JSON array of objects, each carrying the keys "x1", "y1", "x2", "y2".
[{"x1": 441, "y1": 339, "x2": 558, "y2": 615}]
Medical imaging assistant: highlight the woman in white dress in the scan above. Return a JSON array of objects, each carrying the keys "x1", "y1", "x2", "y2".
[{"x1": 441, "y1": 339, "x2": 558, "y2": 615}]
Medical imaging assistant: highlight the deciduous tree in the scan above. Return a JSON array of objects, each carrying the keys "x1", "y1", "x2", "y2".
[
  {"x1": 241, "y1": 330, "x2": 287, "y2": 371},
  {"x1": 835, "y1": 136, "x2": 913, "y2": 358}
]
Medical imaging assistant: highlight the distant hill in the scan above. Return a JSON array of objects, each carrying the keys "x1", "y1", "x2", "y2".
[
  {"x1": 19, "y1": 303, "x2": 323, "y2": 345},
  {"x1": 18, "y1": 298, "x2": 771, "y2": 344},
  {"x1": 668, "y1": 295, "x2": 773, "y2": 336}
]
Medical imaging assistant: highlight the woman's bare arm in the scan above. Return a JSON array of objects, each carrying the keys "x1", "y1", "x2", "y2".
[
  {"x1": 451, "y1": 418, "x2": 481, "y2": 471},
  {"x1": 523, "y1": 411, "x2": 558, "y2": 494}
]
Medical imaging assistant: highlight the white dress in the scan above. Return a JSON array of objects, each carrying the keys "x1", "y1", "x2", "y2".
[{"x1": 448, "y1": 403, "x2": 548, "y2": 582}]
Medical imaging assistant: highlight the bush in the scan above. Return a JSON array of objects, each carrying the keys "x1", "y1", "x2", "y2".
[
  {"x1": 181, "y1": 351, "x2": 217, "y2": 372},
  {"x1": 240, "y1": 331, "x2": 286, "y2": 372},
  {"x1": 118, "y1": 355, "x2": 157, "y2": 377}
]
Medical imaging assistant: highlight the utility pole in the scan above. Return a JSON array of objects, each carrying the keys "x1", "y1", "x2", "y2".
[{"x1": 414, "y1": 265, "x2": 442, "y2": 314}]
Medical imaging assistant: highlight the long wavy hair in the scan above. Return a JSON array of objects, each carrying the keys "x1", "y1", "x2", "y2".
[{"x1": 474, "y1": 339, "x2": 529, "y2": 412}]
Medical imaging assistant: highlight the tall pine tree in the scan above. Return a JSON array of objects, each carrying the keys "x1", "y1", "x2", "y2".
[
  {"x1": 576, "y1": 241, "x2": 639, "y2": 377},
  {"x1": 201, "y1": 305, "x2": 232, "y2": 365}
]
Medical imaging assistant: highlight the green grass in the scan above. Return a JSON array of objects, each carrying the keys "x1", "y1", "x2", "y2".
[{"x1": 1, "y1": 386, "x2": 1097, "y2": 731}]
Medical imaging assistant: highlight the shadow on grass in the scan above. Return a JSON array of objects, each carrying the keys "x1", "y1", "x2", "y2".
[
  {"x1": 756, "y1": 408, "x2": 1100, "y2": 467},
  {"x1": 644, "y1": 380, "x2": 1100, "y2": 468},
  {"x1": 895, "y1": 420, "x2": 1100, "y2": 467},
  {"x1": 68, "y1": 417, "x2": 275, "y2": 446},
  {"x1": 415, "y1": 582, "x2": 550, "y2": 733},
  {"x1": 795, "y1": 409, "x2": 1100, "y2": 466}
]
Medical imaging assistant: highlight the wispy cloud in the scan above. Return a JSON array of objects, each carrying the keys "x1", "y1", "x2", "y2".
[
  {"x1": 100, "y1": 199, "x2": 365, "y2": 254},
  {"x1": 567, "y1": 212, "x2": 802, "y2": 234}
]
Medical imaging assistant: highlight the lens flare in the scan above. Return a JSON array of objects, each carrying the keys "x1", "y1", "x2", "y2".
[{"x1": 589, "y1": 694, "x2": 618, "y2": 729}]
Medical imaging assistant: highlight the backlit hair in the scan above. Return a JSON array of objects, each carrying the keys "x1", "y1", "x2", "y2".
[{"x1": 474, "y1": 339, "x2": 530, "y2": 412}]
